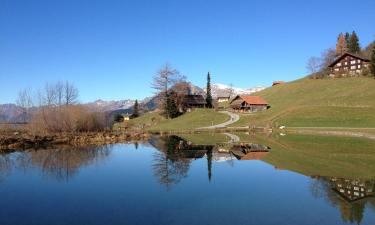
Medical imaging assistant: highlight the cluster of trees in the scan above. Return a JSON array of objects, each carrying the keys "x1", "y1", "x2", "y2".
[
  {"x1": 16, "y1": 81, "x2": 109, "y2": 134},
  {"x1": 336, "y1": 31, "x2": 361, "y2": 56},
  {"x1": 306, "y1": 31, "x2": 375, "y2": 78},
  {"x1": 152, "y1": 63, "x2": 214, "y2": 119}
]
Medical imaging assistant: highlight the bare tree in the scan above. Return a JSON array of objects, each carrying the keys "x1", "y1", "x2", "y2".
[
  {"x1": 227, "y1": 83, "x2": 235, "y2": 99},
  {"x1": 151, "y1": 63, "x2": 186, "y2": 114},
  {"x1": 44, "y1": 82, "x2": 57, "y2": 106},
  {"x1": 320, "y1": 48, "x2": 337, "y2": 70},
  {"x1": 16, "y1": 88, "x2": 33, "y2": 123},
  {"x1": 55, "y1": 81, "x2": 64, "y2": 106},
  {"x1": 306, "y1": 57, "x2": 321, "y2": 75},
  {"x1": 64, "y1": 81, "x2": 79, "y2": 105}
]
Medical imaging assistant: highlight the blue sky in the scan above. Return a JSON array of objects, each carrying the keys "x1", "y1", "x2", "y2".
[{"x1": 1, "y1": 0, "x2": 374, "y2": 104}]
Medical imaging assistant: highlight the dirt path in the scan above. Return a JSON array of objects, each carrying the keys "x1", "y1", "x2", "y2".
[{"x1": 199, "y1": 111, "x2": 240, "y2": 129}]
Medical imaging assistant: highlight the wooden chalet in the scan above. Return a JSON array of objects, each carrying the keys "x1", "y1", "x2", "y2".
[
  {"x1": 229, "y1": 95, "x2": 269, "y2": 113},
  {"x1": 183, "y1": 94, "x2": 206, "y2": 111},
  {"x1": 328, "y1": 52, "x2": 370, "y2": 77}
]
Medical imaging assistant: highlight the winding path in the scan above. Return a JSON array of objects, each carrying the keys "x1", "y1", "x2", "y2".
[
  {"x1": 199, "y1": 111, "x2": 240, "y2": 129},
  {"x1": 223, "y1": 133, "x2": 240, "y2": 143}
]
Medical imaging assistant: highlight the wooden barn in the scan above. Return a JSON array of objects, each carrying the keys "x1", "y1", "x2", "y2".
[{"x1": 229, "y1": 95, "x2": 269, "y2": 113}]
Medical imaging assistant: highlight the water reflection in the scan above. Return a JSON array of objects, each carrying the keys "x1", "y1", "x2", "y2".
[
  {"x1": 311, "y1": 176, "x2": 375, "y2": 224},
  {"x1": 149, "y1": 135, "x2": 270, "y2": 189},
  {"x1": 0, "y1": 145, "x2": 111, "y2": 181}
]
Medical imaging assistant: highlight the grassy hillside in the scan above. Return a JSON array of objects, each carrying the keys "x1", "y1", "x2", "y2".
[
  {"x1": 148, "y1": 109, "x2": 230, "y2": 132},
  {"x1": 232, "y1": 77, "x2": 375, "y2": 128}
]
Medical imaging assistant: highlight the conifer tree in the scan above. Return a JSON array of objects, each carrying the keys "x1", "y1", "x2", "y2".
[
  {"x1": 345, "y1": 32, "x2": 351, "y2": 47},
  {"x1": 370, "y1": 44, "x2": 375, "y2": 78},
  {"x1": 206, "y1": 72, "x2": 213, "y2": 108},
  {"x1": 166, "y1": 92, "x2": 179, "y2": 118},
  {"x1": 132, "y1": 100, "x2": 139, "y2": 118},
  {"x1": 348, "y1": 31, "x2": 361, "y2": 54}
]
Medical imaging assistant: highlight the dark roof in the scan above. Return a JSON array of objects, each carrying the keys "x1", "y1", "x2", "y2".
[
  {"x1": 184, "y1": 95, "x2": 206, "y2": 105},
  {"x1": 328, "y1": 52, "x2": 370, "y2": 68}
]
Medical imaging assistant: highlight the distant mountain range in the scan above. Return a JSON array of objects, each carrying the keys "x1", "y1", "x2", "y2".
[{"x1": 0, "y1": 83, "x2": 266, "y2": 122}]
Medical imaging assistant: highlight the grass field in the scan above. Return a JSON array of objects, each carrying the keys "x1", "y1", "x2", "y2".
[
  {"x1": 231, "y1": 77, "x2": 375, "y2": 128},
  {"x1": 147, "y1": 109, "x2": 230, "y2": 132}
]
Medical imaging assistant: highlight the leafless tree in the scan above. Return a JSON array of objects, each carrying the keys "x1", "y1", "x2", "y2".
[
  {"x1": 306, "y1": 57, "x2": 321, "y2": 75},
  {"x1": 16, "y1": 88, "x2": 33, "y2": 123},
  {"x1": 151, "y1": 63, "x2": 186, "y2": 112},
  {"x1": 227, "y1": 83, "x2": 235, "y2": 99},
  {"x1": 64, "y1": 81, "x2": 79, "y2": 105},
  {"x1": 320, "y1": 48, "x2": 337, "y2": 70}
]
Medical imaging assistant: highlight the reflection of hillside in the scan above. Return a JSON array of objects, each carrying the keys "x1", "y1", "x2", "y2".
[
  {"x1": 0, "y1": 145, "x2": 111, "y2": 182},
  {"x1": 0, "y1": 153, "x2": 11, "y2": 183},
  {"x1": 311, "y1": 176, "x2": 375, "y2": 224},
  {"x1": 247, "y1": 134, "x2": 375, "y2": 179}
]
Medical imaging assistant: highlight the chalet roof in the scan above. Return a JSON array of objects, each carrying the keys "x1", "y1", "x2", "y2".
[
  {"x1": 328, "y1": 52, "x2": 370, "y2": 68},
  {"x1": 273, "y1": 81, "x2": 285, "y2": 86},
  {"x1": 230, "y1": 95, "x2": 268, "y2": 105},
  {"x1": 217, "y1": 96, "x2": 230, "y2": 99},
  {"x1": 183, "y1": 95, "x2": 206, "y2": 105}
]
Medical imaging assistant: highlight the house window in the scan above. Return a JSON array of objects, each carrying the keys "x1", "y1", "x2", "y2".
[
  {"x1": 337, "y1": 63, "x2": 342, "y2": 66},
  {"x1": 351, "y1": 60, "x2": 356, "y2": 64},
  {"x1": 344, "y1": 62, "x2": 348, "y2": 65},
  {"x1": 344, "y1": 67, "x2": 348, "y2": 71},
  {"x1": 357, "y1": 60, "x2": 361, "y2": 63},
  {"x1": 351, "y1": 66, "x2": 356, "y2": 70},
  {"x1": 358, "y1": 65, "x2": 361, "y2": 69},
  {"x1": 334, "y1": 68, "x2": 340, "y2": 72}
]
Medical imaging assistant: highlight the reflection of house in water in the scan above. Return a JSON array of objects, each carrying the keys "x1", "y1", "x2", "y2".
[
  {"x1": 230, "y1": 143, "x2": 270, "y2": 160},
  {"x1": 311, "y1": 176, "x2": 375, "y2": 224},
  {"x1": 330, "y1": 177, "x2": 374, "y2": 202}
]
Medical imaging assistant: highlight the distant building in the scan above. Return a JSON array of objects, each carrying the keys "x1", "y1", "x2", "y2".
[
  {"x1": 183, "y1": 95, "x2": 206, "y2": 111},
  {"x1": 217, "y1": 96, "x2": 230, "y2": 103},
  {"x1": 229, "y1": 95, "x2": 269, "y2": 113},
  {"x1": 123, "y1": 114, "x2": 130, "y2": 121},
  {"x1": 272, "y1": 81, "x2": 285, "y2": 86},
  {"x1": 328, "y1": 52, "x2": 370, "y2": 77}
]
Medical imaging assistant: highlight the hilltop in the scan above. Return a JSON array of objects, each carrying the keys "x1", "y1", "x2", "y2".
[{"x1": 233, "y1": 77, "x2": 375, "y2": 128}]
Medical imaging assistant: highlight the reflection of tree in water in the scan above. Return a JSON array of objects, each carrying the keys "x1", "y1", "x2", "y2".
[
  {"x1": 310, "y1": 176, "x2": 375, "y2": 224},
  {"x1": 0, "y1": 145, "x2": 111, "y2": 182},
  {"x1": 0, "y1": 153, "x2": 12, "y2": 183},
  {"x1": 151, "y1": 136, "x2": 192, "y2": 190}
]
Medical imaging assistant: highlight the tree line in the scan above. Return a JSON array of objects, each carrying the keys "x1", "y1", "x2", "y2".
[{"x1": 16, "y1": 81, "x2": 109, "y2": 134}]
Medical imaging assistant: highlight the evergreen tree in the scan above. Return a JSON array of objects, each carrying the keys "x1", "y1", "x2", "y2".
[
  {"x1": 371, "y1": 44, "x2": 375, "y2": 77},
  {"x1": 348, "y1": 31, "x2": 361, "y2": 54},
  {"x1": 166, "y1": 92, "x2": 179, "y2": 118},
  {"x1": 131, "y1": 100, "x2": 139, "y2": 118},
  {"x1": 345, "y1": 32, "x2": 351, "y2": 47},
  {"x1": 206, "y1": 72, "x2": 213, "y2": 108}
]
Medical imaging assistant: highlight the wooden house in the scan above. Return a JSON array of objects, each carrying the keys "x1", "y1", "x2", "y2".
[
  {"x1": 183, "y1": 95, "x2": 206, "y2": 111},
  {"x1": 328, "y1": 52, "x2": 370, "y2": 77},
  {"x1": 229, "y1": 95, "x2": 269, "y2": 113}
]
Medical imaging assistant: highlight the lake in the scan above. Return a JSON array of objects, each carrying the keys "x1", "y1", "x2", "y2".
[{"x1": 1, "y1": 133, "x2": 375, "y2": 225}]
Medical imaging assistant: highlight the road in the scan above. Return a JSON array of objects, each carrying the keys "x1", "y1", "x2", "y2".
[
  {"x1": 199, "y1": 111, "x2": 240, "y2": 129},
  {"x1": 223, "y1": 133, "x2": 240, "y2": 143}
]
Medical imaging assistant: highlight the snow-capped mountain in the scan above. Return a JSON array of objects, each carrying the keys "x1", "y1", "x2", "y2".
[
  {"x1": 207, "y1": 83, "x2": 266, "y2": 98},
  {"x1": 84, "y1": 99, "x2": 136, "y2": 112}
]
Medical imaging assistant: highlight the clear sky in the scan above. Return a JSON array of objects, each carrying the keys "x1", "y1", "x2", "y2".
[{"x1": 1, "y1": 0, "x2": 374, "y2": 104}]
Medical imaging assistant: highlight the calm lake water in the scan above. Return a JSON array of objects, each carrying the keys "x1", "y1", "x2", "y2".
[{"x1": 1, "y1": 134, "x2": 375, "y2": 225}]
